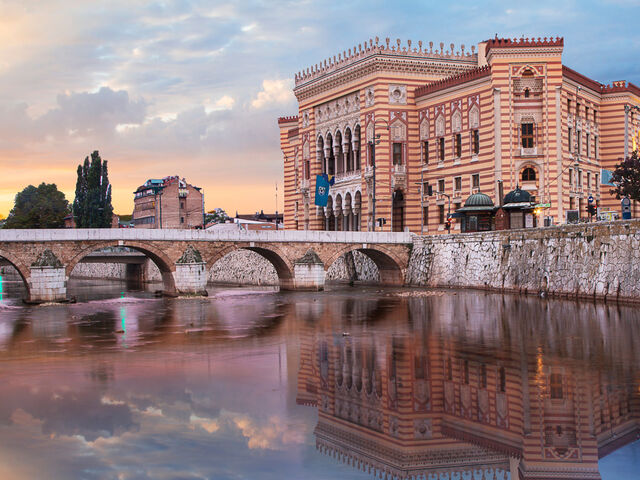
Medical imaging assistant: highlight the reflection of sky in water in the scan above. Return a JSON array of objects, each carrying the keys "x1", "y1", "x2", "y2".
[{"x1": 0, "y1": 283, "x2": 637, "y2": 479}]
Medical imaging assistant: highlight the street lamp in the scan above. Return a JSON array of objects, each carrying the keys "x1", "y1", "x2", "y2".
[{"x1": 368, "y1": 116, "x2": 389, "y2": 231}]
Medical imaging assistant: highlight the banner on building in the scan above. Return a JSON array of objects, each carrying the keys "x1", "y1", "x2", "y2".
[
  {"x1": 314, "y1": 175, "x2": 330, "y2": 207},
  {"x1": 601, "y1": 169, "x2": 616, "y2": 186}
]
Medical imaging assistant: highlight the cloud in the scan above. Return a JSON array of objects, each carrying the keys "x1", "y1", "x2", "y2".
[
  {"x1": 205, "y1": 95, "x2": 235, "y2": 113},
  {"x1": 251, "y1": 79, "x2": 294, "y2": 109}
]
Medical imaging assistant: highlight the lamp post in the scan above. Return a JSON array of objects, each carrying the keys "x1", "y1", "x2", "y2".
[{"x1": 368, "y1": 116, "x2": 389, "y2": 231}]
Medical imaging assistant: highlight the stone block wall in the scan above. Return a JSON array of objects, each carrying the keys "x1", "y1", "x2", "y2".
[
  {"x1": 70, "y1": 263, "x2": 127, "y2": 279},
  {"x1": 293, "y1": 263, "x2": 325, "y2": 290},
  {"x1": 407, "y1": 219, "x2": 640, "y2": 302},
  {"x1": 29, "y1": 266, "x2": 67, "y2": 302},
  {"x1": 174, "y1": 262, "x2": 207, "y2": 294}
]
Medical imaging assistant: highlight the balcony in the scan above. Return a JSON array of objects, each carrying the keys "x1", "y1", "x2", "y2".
[
  {"x1": 335, "y1": 170, "x2": 361, "y2": 184},
  {"x1": 300, "y1": 178, "x2": 310, "y2": 191}
]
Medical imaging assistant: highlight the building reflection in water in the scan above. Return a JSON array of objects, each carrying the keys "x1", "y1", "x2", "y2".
[{"x1": 296, "y1": 294, "x2": 640, "y2": 480}]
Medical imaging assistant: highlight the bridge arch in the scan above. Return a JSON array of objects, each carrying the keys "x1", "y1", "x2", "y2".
[
  {"x1": 0, "y1": 249, "x2": 31, "y2": 297},
  {"x1": 325, "y1": 245, "x2": 405, "y2": 286},
  {"x1": 206, "y1": 244, "x2": 294, "y2": 289},
  {"x1": 66, "y1": 241, "x2": 177, "y2": 293}
]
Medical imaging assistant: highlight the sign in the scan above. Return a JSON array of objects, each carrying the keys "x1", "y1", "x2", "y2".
[
  {"x1": 525, "y1": 213, "x2": 534, "y2": 228},
  {"x1": 588, "y1": 195, "x2": 594, "y2": 204},
  {"x1": 535, "y1": 203, "x2": 551, "y2": 208},
  {"x1": 314, "y1": 175, "x2": 330, "y2": 207}
]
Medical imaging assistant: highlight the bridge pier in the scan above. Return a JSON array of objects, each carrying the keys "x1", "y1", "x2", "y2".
[
  {"x1": 28, "y1": 266, "x2": 68, "y2": 303},
  {"x1": 292, "y1": 249, "x2": 326, "y2": 291},
  {"x1": 173, "y1": 247, "x2": 208, "y2": 295}
]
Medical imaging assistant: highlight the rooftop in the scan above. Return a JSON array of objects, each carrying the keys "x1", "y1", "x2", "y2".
[{"x1": 294, "y1": 37, "x2": 478, "y2": 87}]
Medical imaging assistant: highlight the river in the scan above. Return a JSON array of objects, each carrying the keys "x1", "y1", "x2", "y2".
[{"x1": 0, "y1": 276, "x2": 638, "y2": 479}]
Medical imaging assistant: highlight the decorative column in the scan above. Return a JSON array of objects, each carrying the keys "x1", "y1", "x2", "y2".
[
  {"x1": 352, "y1": 139, "x2": 360, "y2": 170},
  {"x1": 343, "y1": 141, "x2": 351, "y2": 172},
  {"x1": 293, "y1": 249, "x2": 325, "y2": 291},
  {"x1": 324, "y1": 146, "x2": 332, "y2": 175},
  {"x1": 28, "y1": 249, "x2": 67, "y2": 303},
  {"x1": 173, "y1": 245, "x2": 208, "y2": 296},
  {"x1": 333, "y1": 144, "x2": 342, "y2": 175}
]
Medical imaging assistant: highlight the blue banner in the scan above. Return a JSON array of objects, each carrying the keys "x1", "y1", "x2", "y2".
[
  {"x1": 601, "y1": 168, "x2": 615, "y2": 186},
  {"x1": 314, "y1": 175, "x2": 330, "y2": 207}
]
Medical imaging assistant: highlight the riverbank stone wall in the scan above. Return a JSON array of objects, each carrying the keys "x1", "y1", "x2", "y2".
[{"x1": 407, "y1": 219, "x2": 640, "y2": 302}]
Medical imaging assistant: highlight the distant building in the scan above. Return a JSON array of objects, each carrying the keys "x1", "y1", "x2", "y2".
[
  {"x1": 235, "y1": 211, "x2": 284, "y2": 230},
  {"x1": 132, "y1": 176, "x2": 204, "y2": 229}
]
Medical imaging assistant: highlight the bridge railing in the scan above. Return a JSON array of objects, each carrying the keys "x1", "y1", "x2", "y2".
[{"x1": 0, "y1": 229, "x2": 414, "y2": 244}]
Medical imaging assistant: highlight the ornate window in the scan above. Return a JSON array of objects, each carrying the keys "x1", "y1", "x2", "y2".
[
  {"x1": 469, "y1": 105, "x2": 479, "y2": 129},
  {"x1": 392, "y1": 143, "x2": 402, "y2": 165},
  {"x1": 521, "y1": 123, "x2": 534, "y2": 148},
  {"x1": 522, "y1": 167, "x2": 536, "y2": 182},
  {"x1": 451, "y1": 110, "x2": 462, "y2": 133},
  {"x1": 420, "y1": 118, "x2": 430, "y2": 140},
  {"x1": 454, "y1": 134, "x2": 462, "y2": 158},
  {"x1": 472, "y1": 129, "x2": 480, "y2": 154},
  {"x1": 435, "y1": 115, "x2": 445, "y2": 137},
  {"x1": 439, "y1": 137, "x2": 445, "y2": 161}
]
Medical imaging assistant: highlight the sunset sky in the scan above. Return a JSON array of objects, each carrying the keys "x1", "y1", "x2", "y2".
[{"x1": 0, "y1": 0, "x2": 638, "y2": 217}]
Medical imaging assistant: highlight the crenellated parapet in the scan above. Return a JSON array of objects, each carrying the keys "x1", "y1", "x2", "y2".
[
  {"x1": 294, "y1": 37, "x2": 478, "y2": 88},
  {"x1": 485, "y1": 36, "x2": 564, "y2": 53}
]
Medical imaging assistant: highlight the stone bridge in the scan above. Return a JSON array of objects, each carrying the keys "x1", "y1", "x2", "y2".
[{"x1": 0, "y1": 229, "x2": 413, "y2": 303}]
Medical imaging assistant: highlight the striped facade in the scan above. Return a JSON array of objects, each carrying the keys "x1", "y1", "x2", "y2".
[{"x1": 279, "y1": 37, "x2": 640, "y2": 233}]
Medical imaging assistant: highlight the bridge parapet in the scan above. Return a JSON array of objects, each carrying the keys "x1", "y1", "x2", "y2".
[{"x1": 0, "y1": 229, "x2": 414, "y2": 244}]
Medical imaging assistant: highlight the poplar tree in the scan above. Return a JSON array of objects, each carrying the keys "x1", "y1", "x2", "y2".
[{"x1": 72, "y1": 151, "x2": 113, "y2": 227}]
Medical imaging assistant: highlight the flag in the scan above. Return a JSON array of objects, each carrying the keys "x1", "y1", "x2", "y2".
[
  {"x1": 321, "y1": 173, "x2": 335, "y2": 186},
  {"x1": 314, "y1": 175, "x2": 330, "y2": 207},
  {"x1": 601, "y1": 169, "x2": 615, "y2": 186}
]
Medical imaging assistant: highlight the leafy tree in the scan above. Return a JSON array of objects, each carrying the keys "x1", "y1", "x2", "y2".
[
  {"x1": 73, "y1": 151, "x2": 113, "y2": 227},
  {"x1": 610, "y1": 151, "x2": 640, "y2": 202},
  {"x1": 205, "y1": 208, "x2": 229, "y2": 225},
  {"x1": 4, "y1": 183, "x2": 69, "y2": 228}
]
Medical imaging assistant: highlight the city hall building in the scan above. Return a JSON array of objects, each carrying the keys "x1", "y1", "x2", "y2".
[{"x1": 278, "y1": 36, "x2": 640, "y2": 233}]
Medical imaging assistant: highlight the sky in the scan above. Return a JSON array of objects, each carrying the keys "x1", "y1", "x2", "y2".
[{"x1": 0, "y1": 0, "x2": 639, "y2": 217}]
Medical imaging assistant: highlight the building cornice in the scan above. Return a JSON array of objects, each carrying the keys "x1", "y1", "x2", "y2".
[
  {"x1": 294, "y1": 54, "x2": 477, "y2": 103},
  {"x1": 415, "y1": 66, "x2": 491, "y2": 99}
]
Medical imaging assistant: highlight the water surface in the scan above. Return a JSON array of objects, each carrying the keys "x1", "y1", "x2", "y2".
[{"x1": 0, "y1": 278, "x2": 638, "y2": 479}]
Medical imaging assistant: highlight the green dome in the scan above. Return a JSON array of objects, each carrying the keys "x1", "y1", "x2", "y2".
[
  {"x1": 504, "y1": 187, "x2": 531, "y2": 204},
  {"x1": 464, "y1": 192, "x2": 494, "y2": 208}
]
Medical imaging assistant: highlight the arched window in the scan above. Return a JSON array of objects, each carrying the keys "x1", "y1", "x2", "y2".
[
  {"x1": 522, "y1": 167, "x2": 537, "y2": 182},
  {"x1": 524, "y1": 88, "x2": 530, "y2": 98}
]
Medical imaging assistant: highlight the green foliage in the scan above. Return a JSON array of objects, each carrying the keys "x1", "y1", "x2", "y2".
[
  {"x1": 205, "y1": 208, "x2": 229, "y2": 225},
  {"x1": 73, "y1": 151, "x2": 114, "y2": 227},
  {"x1": 4, "y1": 183, "x2": 69, "y2": 229},
  {"x1": 610, "y1": 151, "x2": 640, "y2": 202}
]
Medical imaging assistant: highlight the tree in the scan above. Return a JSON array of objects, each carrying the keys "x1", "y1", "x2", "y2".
[
  {"x1": 205, "y1": 208, "x2": 229, "y2": 225},
  {"x1": 4, "y1": 183, "x2": 69, "y2": 228},
  {"x1": 610, "y1": 151, "x2": 640, "y2": 202},
  {"x1": 73, "y1": 151, "x2": 113, "y2": 227}
]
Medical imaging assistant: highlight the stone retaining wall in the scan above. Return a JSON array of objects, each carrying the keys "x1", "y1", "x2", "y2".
[
  {"x1": 67, "y1": 249, "x2": 379, "y2": 285},
  {"x1": 407, "y1": 219, "x2": 640, "y2": 302}
]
